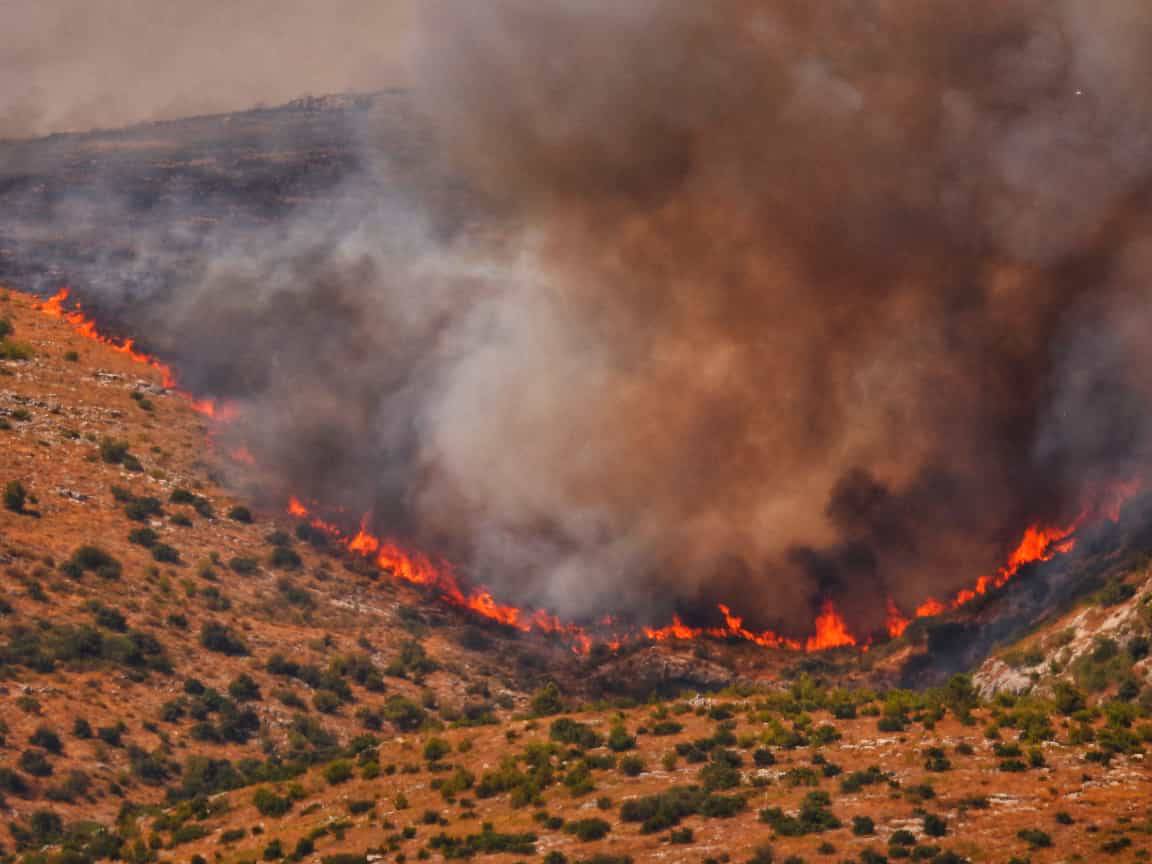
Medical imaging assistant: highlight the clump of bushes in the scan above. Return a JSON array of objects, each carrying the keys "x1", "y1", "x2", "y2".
[
  {"x1": 620, "y1": 786, "x2": 746, "y2": 833},
  {"x1": 428, "y1": 824, "x2": 537, "y2": 858},
  {"x1": 550, "y1": 718, "x2": 604, "y2": 750},
  {"x1": 61, "y1": 545, "x2": 122, "y2": 580},
  {"x1": 385, "y1": 639, "x2": 440, "y2": 682},
  {"x1": 199, "y1": 621, "x2": 249, "y2": 656},
  {"x1": 760, "y1": 790, "x2": 840, "y2": 836},
  {"x1": 565, "y1": 818, "x2": 611, "y2": 842},
  {"x1": 99, "y1": 438, "x2": 142, "y2": 471},
  {"x1": 171, "y1": 488, "x2": 214, "y2": 518}
]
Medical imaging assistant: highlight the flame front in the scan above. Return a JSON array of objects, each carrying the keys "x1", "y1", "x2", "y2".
[
  {"x1": 903, "y1": 520, "x2": 1082, "y2": 625},
  {"x1": 805, "y1": 602, "x2": 857, "y2": 651},
  {"x1": 32, "y1": 287, "x2": 1143, "y2": 656},
  {"x1": 38, "y1": 288, "x2": 236, "y2": 420},
  {"x1": 40, "y1": 289, "x2": 178, "y2": 388}
]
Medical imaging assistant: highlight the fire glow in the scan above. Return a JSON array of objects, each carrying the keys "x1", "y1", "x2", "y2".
[{"x1": 32, "y1": 287, "x2": 1136, "y2": 656}]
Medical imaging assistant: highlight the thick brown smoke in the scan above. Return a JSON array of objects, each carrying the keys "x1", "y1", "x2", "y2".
[
  {"x1": 11, "y1": 0, "x2": 1152, "y2": 637},
  {"x1": 399, "y1": 0, "x2": 1152, "y2": 634}
]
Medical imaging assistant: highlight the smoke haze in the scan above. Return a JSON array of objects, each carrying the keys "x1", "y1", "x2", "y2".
[
  {"x1": 7, "y1": 0, "x2": 1152, "y2": 638},
  {"x1": 0, "y1": 0, "x2": 411, "y2": 138}
]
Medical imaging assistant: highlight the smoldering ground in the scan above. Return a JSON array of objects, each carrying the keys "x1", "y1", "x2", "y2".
[{"x1": 8, "y1": 0, "x2": 1152, "y2": 637}]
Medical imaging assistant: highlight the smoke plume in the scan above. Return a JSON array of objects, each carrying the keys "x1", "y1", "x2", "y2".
[{"x1": 12, "y1": 0, "x2": 1152, "y2": 638}]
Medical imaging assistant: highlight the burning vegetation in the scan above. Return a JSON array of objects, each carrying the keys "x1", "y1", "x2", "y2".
[
  {"x1": 28, "y1": 288, "x2": 1143, "y2": 658},
  {"x1": 5, "y1": 3, "x2": 1152, "y2": 669}
]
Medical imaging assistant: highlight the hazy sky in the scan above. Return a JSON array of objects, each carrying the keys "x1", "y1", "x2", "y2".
[{"x1": 0, "y1": 0, "x2": 412, "y2": 138}]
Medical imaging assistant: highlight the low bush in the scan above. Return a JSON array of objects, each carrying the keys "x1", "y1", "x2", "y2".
[{"x1": 565, "y1": 818, "x2": 612, "y2": 841}]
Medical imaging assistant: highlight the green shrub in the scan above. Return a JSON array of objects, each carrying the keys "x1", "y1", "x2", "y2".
[
  {"x1": 383, "y1": 639, "x2": 440, "y2": 682},
  {"x1": 100, "y1": 439, "x2": 133, "y2": 464},
  {"x1": 325, "y1": 760, "x2": 354, "y2": 785},
  {"x1": 128, "y1": 527, "x2": 158, "y2": 547},
  {"x1": 253, "y1": 787, "x2": 294, "y2": 818},
  {"x1": 65, "y1": 545, "x2": 123, "y2": 580},
  {"x1": 565, "y1": 817, "x2": 611, "y2": 841},
  {"x1": 0, "y1": 342, "x2": 34, "y2": 361},
  {"x1": 428, "y1": 824, "x2": 537, "y2": 858},
  {"x1": 424, "y1": 737, "x2": 451, "y2": 762},
  {"x1": 619, "y1": 755, "x2": 645, "y2": 777},
  {"x1": 531, "y1": 682, "x2": 565, "y2": 716},
  {"x1": 151, "y1": 543, "x2": 180, "y2": 564},
  {"x1": 228, "y1": 674, "x2": 262, "y2": 702},
  {"x1": 753, "y1": 748, "x2": 777, "y2": 767},
  {"x1": 19, "y1": 748, "x2": 53, "y2": 776},
  {"x1": 29, "y1": 726, "x2": 63, "y2": 754},
  {"x1": 1017, "y1": 828, "x2": 1052, "y2": 849},
  {"x1": 230, "y1": 556, "x2": 259, "y2": 574},
  {"x1": 262, "y1": 838, "x2": 284, "y2": 860},
  {"x1": 607, "y1": 723, "x2": 636, "y2": 752},
  {"x1": 890, "y1": 830, "x2": 916, "y2": 847},
  {"x1": 759, "y1": 790, "x2": 840, "y2": 836},
  {"x1": 550, "y1": 718, "x2": 604, "y2": 750},
  {"x1": 3, "y1": 480, "x2": 27, "y2": 512},
  {"x1": 313, "y1": 690, "x2": 343, "y2": 714},
  {"x1": 228, "y1": 505, "x2": 254, "y2": 523},
  {"x1": 269, "y1": 546, "x2": 302, "y2": 570},
  {"x1": 923, "y1": 813, "x2": 948, "y2": 837},
  {"x1": 199, "y1": 621, "x2": 248, "y2": 655},
  {"x1": 170, "y1": 488, "x2": 214, "y2": 517}
]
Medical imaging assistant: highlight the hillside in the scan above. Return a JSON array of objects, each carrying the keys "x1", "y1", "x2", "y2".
[
  {"x1": 0, "y1": 287, "x2": 1150, "y2": 862},
  {"x1": 975, "y1": 566, "x2": 1152, "y2": 698}
]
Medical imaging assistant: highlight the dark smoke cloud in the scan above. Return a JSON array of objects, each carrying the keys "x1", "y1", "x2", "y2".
[{"x1": 12, "y1": 0, "x2": 1152, "y2": 637}]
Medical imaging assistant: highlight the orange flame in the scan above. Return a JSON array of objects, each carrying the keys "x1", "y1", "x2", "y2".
[
  {"x1": 900, "y1": 519, "x2": 1081, "y2": 625},
  {"x1": 885, "y1": 600, "x2": 911, "y2": 639},
  {"x1": 37, "y1": 288, "x2": 240, "y2": 423},
  {"x1": 40, "y1": 289, "x2": 178, "y2": 388},
  {"x1": 805, "y1": 601, "x2": 857, "y2": 651},
  {"x1": 33, "y1": 287, "x2": 1143, "y2": 655}
]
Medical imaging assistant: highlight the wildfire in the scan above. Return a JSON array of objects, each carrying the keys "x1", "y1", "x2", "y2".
[
  {"x1": 40, "y1": 288, "x2": 178, "y2": 388},
  {"x1": 38, "y1": 288, "x2": 236, "y2": 421},
  {"x1": 31, "y1": 286, "x2": 1143, "y2": 656},
  {"x1": 805, "y1": 602, "x2": 857, "y2": 651},
  {"x1": 885, "y1": 600, "x2": 911, "y2": 639},
  {"x1": 902, "y1": 520, "x2": 1081, "y2": 625},
  {"x1": 642, "y1": 605, "x2": 803, "y2": 651}
]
